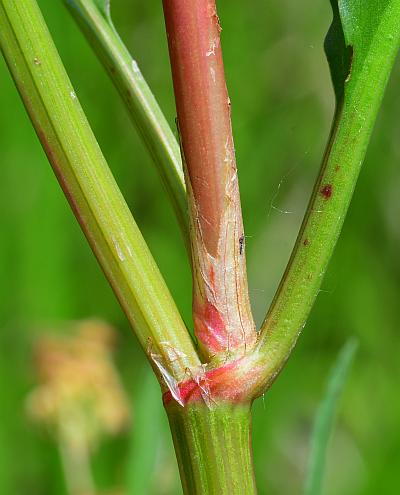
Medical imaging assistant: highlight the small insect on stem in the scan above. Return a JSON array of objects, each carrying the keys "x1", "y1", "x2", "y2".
[{"x1": 239, "y1": 234, "x2": 245, "y2": 255}]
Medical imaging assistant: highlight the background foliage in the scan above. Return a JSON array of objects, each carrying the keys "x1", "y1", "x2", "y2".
[{"x1": 0, "y1": 0, "x2": 399, "y2": 493}]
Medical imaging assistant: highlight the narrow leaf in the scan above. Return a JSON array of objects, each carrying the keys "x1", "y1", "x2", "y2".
[{"x1": 304, "y1": 339, "x2": 358, "y2": 495}]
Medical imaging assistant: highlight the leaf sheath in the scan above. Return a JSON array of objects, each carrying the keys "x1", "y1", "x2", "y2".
[{"x1": 162, "y1": 0, "x2": 257, "y2": 362}]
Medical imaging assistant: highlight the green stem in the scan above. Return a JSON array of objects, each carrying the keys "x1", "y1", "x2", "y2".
[
  {"x1": 64, "y1": 0, "x2": 188, "y2": 243},
  {"x1": 257, "y1": 4, "x2": 400, "y2": 385},
  {"x1": 0, "y1": 0, "x2": 200, "y2": 380},
  {"x1": 58, "y1": 413, "x2": 96, "y2": 495},
  {"x1": 165, "y1": 402, "x2": 257, "y2": 495}
]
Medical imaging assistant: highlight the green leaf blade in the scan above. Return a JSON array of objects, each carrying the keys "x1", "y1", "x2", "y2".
[
  {"x1": 93, "y1": 0, "x2": 109, "y2": 18},
  {"x1": 304, "y1": 339, "x2": 358, "y2": 495},
  {"x1": 324, "y1": 0, "x2": 352, "y2": 102},
  {"x1": 326, "y1": 0, "x2": 399, "y2": 103}
]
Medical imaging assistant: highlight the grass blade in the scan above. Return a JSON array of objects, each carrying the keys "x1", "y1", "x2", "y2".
[{"x1": 304, "y1": 339, "x2": 358, "y2": 495}]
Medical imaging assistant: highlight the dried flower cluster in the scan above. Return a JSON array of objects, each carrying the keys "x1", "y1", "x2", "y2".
[{"x1": 27, "y1": 319, "x2": 130, "y2": 448}]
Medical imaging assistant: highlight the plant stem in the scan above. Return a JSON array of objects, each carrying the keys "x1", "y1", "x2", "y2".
[
  {"x1": 257, "y1": 4, "x2": 400, "y2": 386},
  {"x1": 64, "y1": 0, "x2": 188, "y2": 243},
  {"x1": 162, "y1": 0, "x2": 257, "y2": 361},
  {"x1": 165, "y1": 401, "x2": 257, "y2": 495},
  {"x1": 58, "y1": 414, "x2": 96, "y2": 495},
  {"x1": 0, "y1": 0, "x2": 200, "y2": 381}
]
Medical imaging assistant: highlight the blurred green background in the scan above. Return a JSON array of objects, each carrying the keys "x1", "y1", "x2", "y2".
[{"x1": 1, "y1": 0, "x2": 399, "y2": 494}]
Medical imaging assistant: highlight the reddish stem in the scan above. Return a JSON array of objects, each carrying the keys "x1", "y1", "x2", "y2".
[
  {"x1": 162, "y1": 0, "x2": 256, "y2": 360},
  {"x1": 162, "y1": 356, "x2": 264, "y2": 407}
]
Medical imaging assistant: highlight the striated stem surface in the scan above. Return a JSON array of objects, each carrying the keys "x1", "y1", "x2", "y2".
[
  {"x1": 165, "y1": 401, "x2": 257, "y2": 495},
  {"x1": 0, "y1": 0, "x2": 200, "y2": 382}
]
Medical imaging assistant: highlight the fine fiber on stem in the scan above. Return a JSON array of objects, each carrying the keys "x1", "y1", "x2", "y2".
[
  {"x1": 162, "y1": 0, "x2": 257, "y2": 362},
  {"x1": 0, "y1": 0, "x2": 200, "y2": 382},
  {"x1": 64, "y1": 0, "x2": 189, "y2": 244},
  {"x1": 257, "y1": 0, "x2": 400, "y2": 386}
]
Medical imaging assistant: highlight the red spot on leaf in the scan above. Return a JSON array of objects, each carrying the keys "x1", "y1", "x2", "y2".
[
  {"x1": 303, "y1": 239, "x2": 310, "y2": 246},
  {"x1": 320, "y1": 184, "x2": 333, "y2": 199}
]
